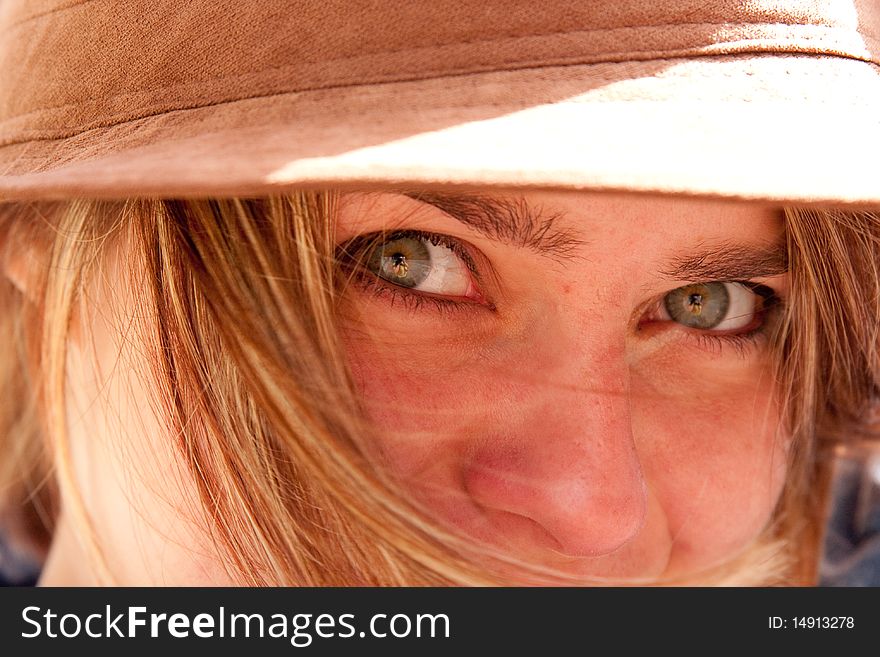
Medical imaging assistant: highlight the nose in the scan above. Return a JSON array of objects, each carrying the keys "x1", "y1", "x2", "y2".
[{"x1": 462, "y1": 375, "x2": 646, "y2": 558}]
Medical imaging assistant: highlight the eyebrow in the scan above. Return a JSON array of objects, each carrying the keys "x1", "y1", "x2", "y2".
[
  {"x1": 398, "y1": 191, "x2": 788, "y2": 280},
  {"x1": 401, "y1": 191, "x2": 587, "y2": 261},
  {"x1": 660, "y1": 242, "x2": 788, "y2": 281}
]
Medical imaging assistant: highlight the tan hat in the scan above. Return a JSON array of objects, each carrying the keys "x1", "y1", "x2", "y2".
[{"x1": 0, "y1": 0, "x2": 878, "y2": 205}]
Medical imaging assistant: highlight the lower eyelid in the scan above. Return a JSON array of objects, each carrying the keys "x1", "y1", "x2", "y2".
[
  {"x1": 688, "y1": 295, "x2": 782, "y2": 351},
  {"x1": 347, "y1": 271, "x2": 489, "y2": 316},
  {"x1": 688, "y1": 326, "x2": 771, "y2": 358},
  {"x1": 636, "y1": 298, "x2": 777, "y2": 352}
]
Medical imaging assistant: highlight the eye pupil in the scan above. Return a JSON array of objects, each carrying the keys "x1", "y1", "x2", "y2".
[
  {"x1": 390, "y1": 252, "x2": 409, "y2": 277},
  {"x1": 367, "y1": 236, "x2": 432, "y2": 288},
  {"x1": 664, "y1": 282, "x2": 730, "y2": 329}
]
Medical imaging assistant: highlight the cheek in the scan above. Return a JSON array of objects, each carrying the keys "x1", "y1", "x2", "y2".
[
  {"x1": 341, "y1": 305, "x2": 565, "y2": 516},
  {"x1": 342, "y1": 326, "x2": 497, "y2": 488},
  {"x1": 341, "y1": 299, "x2": 789, "y2": 580},
  {"x1": 63, "y1": 269, "x2": 237, "y2": 585},
  {"x1": 632, "y1": 356, "x2": 789, "y2": 573}
]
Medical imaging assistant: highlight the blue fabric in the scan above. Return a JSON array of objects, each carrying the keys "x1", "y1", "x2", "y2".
[
  {"x1": 0, "y1": 528, "x2": 41, "y2": 586},
  {"x1": 818, "y1": 452, "x2": 880, "y2": 586}
]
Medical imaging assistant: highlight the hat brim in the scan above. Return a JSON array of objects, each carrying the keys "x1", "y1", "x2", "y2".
[{"x1": 1, "y1": 53, "x2": 879, "y2": 205}]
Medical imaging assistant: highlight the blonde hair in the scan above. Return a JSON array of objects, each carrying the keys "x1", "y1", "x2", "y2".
[{"x1": 1, "y1": 194, "x2": 878, "y2": 585}]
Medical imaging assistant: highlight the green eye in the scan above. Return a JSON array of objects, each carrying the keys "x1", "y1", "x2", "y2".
[
  {"x1": 356, "y1": 231, "x2": 475, "y2": 298},
  {"x1": 366, "y1": 236, "x2": 432, "y2": 288},
  {"x1": 663, "y1": 282, "x2": 732, "y2": 330}
]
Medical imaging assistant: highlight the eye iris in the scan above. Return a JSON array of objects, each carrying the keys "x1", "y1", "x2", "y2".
[
  {"x1": 368, "y1": 237, "x2": 431, "y2": 288},
  {"x1": 664, "y1": 282, "x2": 730, "y2": 329}
]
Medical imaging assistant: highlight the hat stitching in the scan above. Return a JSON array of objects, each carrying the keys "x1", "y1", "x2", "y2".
[
  {"x1": 0, "y1": 0, "x2": 98, "y2": 34},
  {"x1": 1, "y1": 55, "x2": 877, "y2": 164},
  {"x1": 2, "y1": 57, "x2": 878, "y2": 156},
  {"x1": 1, "y1": 22, "x2": 876, "y2": 142}
]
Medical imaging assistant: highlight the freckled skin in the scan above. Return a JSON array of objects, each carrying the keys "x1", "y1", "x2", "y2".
[
  {"x1": 338, "y1": 191, "x2": 790, "y2": 582},
  {"x1": 36, "y1": 190, "x2": 790, "y2": 585}
]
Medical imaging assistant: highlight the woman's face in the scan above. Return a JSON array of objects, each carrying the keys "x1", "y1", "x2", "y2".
[
  {"x1": 335, "y1": 191, "x2": 790, "y2": 582},
  {"x1": 40, "y1": 190, "x2": 791, "y2": 585}
]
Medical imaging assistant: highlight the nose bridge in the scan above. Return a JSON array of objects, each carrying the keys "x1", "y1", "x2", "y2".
[{"x1": 463, "y1": 343, "x2": 647, "y2": 558}]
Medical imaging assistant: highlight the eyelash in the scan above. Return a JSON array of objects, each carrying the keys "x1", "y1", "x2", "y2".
[
  {"x1": 678, "y1": 309, "x2": 775, "y2": 357},
  {"x1": 691, "y1": 330, "x2": 768, "y2": 358},
  {"x1": 336, "y1": 229, "x2": 783, "y2": 353},
  {"x1": 645, "y1": 281, "x2": 780, "y2": 356},
  {"x1": 337, "y1": 228, "x2": 489, "y2": 316}
]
